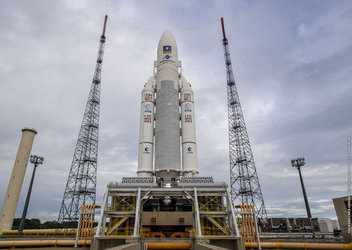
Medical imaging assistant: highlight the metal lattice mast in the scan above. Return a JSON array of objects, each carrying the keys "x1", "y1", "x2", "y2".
[
  {"x1": 348, "y1": 136, "x2": 351, "y2": 235},
  {"x1": 58, "y1": 15, "x2": 108, "y2": 223},
  {"x1": 220, "y1": 17, "x2": 267, "y2": 219}
]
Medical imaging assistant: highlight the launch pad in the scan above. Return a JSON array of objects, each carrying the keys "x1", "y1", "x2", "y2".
[
  {"x1": 93, "y1": 177, "x2": 244, "y2": 250},
  {"x1": 93, "y1": 26, "x2": 246, "y2": 250}
]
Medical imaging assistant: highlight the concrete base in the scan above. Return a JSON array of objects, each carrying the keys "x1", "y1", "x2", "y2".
[
  {"x1": 105, "y1": 243, "x2": 139, "y2": 250},
  {"x1": 91, "y1": 237, "x2": 130, "y2": 250},
  {"x1": 333, "y1": 196, "x2": 352, "y2": 242},
  {"x1": 209, "y1": 238, "x2": 244, "y2": 250},
  {"x1": 196, "y1": 237, "x2": 244, "y2": 250},
  {"x1": 196, "y1": 243, "x2": 228, "y2": 250},
  {"x1": 92, "y1": 237, "x2": 244, "y2": 250}
]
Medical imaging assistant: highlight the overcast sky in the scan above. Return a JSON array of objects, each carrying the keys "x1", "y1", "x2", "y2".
[{"x1": 0, "y1": 0, "x2": 351, "y2": 222}]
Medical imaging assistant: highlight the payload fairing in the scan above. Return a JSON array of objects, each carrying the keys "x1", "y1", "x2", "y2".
[{"x1": 138, "y1": 30, "x2": 198, "y2": 180}]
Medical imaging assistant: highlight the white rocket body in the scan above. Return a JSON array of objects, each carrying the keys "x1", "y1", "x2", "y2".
[
  {"x1": 137, "y1": 30, "x2": 198, "y2": 179},
  {"x1": 180, "y1": 77, "x2": 198, "y2": 177},
  {"x1": 137, "y1": 78, "x2": 155, "y2": 177}
]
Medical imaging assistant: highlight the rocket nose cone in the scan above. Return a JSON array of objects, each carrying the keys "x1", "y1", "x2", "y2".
[{"x1": 157, "y1": 30, "x2": 178, "y2": 62}]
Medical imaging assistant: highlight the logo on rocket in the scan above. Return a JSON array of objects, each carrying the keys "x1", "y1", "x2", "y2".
[
  {"x1": 162, "y1": 55, "x2": 172, "y2": 60},
  {"x1": 184, "y1": 103, "x2": 191, "y2": 112},
  {"x1": 163, "y1": 45, "x2": 172, "y2": 54},
  {"x1": 145, "y1": 103, "x2": 152, "y2": 113},
  {"x1": 143, "y1": 146, "x2": 150, "y2": 154}
]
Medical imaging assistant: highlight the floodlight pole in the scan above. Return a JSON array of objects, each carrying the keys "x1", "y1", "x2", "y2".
[
  {"x1": 291, "y1": 157, "x2": 312, "y2": 218},
  {"x1": 18, "y1": 155, "x2": 44, "y2": 235},
  {"x1": 297, "y1": 165, "x2": 312, "y2": 218}
]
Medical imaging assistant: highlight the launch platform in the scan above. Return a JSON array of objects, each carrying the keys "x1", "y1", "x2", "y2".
[{"x1": 93, "y1": 177, "x2": 244, "y2": 250}]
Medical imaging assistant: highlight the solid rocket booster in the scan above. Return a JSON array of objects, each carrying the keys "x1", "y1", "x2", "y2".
[
  {"x1": 137, "y1": 30, "x2": 198, "y2": 179},
  {"x1": 137, "y1": 77, "x2": 155, "y2": 177},
  {"x1": 180, "y1": 77, "x2": 197, "y2": 177}
]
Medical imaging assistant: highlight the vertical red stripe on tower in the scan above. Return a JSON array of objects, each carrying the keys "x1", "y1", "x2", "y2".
[
  {"x1": 221, "y1": 17, "x2": 226, "y2": 39},
  {"x1": 102, "y1": 15, "x2": 108, "y2": 37}
]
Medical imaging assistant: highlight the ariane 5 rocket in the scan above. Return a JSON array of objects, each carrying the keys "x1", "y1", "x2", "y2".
[{"x1": 138, "y1": 30, "x2": 198, "y2": 181}]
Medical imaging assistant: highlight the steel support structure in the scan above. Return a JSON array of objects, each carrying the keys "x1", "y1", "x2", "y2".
[
  {"x1": 220, "y1": 17, "x2": 267, "y2": 220},
  {"x1": 193, "y1": 187, "x2": 203, "y2": 239},
  {"x1": 58, "y1": 15, "x2": 108, "y2": 223},
  {"x1": 95, "y1": 181, "x2": 240, "y2": 239},
  {"x1": 132, "y1": 188, "x2": 141, "y2": 238}
]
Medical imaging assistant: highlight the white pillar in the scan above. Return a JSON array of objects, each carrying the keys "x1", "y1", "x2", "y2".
[{"x1": 0, "y1": 128, "x2": 37, "y2": 232}]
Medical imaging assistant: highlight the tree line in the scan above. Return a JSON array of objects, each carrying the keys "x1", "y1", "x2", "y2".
[{"x1": 11, "y1": 218, "x2": 78, "y2": 230}]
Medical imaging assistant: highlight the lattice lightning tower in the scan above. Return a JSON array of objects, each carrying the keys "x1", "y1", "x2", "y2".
[
  {"x1": 220, "y1": 17, "x2": 267, "y2": 219},
  {"x1": 58, "y1": 15, "x2": 108, "y2": 223}
]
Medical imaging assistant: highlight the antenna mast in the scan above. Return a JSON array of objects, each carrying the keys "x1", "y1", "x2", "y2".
[
  {"x1": 220, "y1": 17, "x2": 267, "y2": 219},
  {"x1": 58, "y1": 15, "x2": 108, "y2": 224}
]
